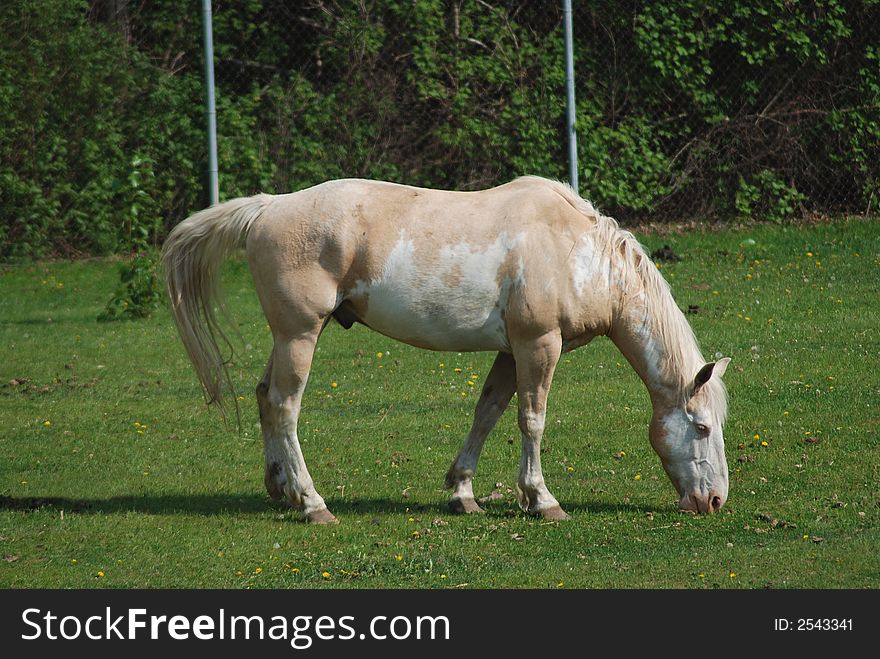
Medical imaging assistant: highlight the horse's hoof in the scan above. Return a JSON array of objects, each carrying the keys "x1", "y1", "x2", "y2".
[
  {"x1": 537, "y1": 505, "x2": 570, "y2": 521},
  {"x1": 306, "y1": 509, "x2": 339, "y2": 525},
  {"x1": 448, "y1": 498, "x2": 484, "y2": 514}
]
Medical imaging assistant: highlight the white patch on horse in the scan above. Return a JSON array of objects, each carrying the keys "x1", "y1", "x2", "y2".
[
  {"x1": 571, "y1": 235, "x2": 605, "y2": 295},
  {"x1": 349, "y1": 231, "x2": 524, "y2": 351},
  {"x1": 661, "y1": 411, "x2": 695, "y2": 461},
  {"x1": 625, "y1": 300, "x2": 666, "y2": 388}
]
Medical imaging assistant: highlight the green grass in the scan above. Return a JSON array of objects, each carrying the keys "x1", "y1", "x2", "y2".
[{"x1": 1, "y1": 219, "x2": 878, "y2": 589}]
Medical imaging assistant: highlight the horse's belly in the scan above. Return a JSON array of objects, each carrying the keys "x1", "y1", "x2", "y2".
[
  {"x1": 349, "y1": 282, "x2": 509, "y2": 352},
  {"x1": 342, "y1": 231, "x2": 527, "y2": 351}
]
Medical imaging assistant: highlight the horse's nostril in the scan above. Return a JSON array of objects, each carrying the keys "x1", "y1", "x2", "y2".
[{"x1": 710, "y1": 495, "x2": 722, "y2": 512}]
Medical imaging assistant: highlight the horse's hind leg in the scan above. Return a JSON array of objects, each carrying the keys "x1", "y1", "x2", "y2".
[
  {"x1": 445, "y1": 352, "x2": 517, "y2": 514},
  {"x1": 257, "y1": 325, "x2": 336, "y2": 524}
]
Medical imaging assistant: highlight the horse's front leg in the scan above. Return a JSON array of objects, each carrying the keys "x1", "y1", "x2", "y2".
[
  {"x1": 445, "y1": 352, "x2": 517, "y2": 513},
  {"x1": 256, "y1": 328, "x2": 336, "y2": 524},
  {"x1": 512, "y1": 331, "x2": 569, "y2": 520}
]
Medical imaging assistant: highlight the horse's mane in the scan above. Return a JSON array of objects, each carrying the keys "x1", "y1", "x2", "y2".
[{"x1": 526, "y1": 176, "x2": 728, "y2": 421}]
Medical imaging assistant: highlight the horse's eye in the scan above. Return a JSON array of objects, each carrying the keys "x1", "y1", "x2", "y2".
[{"x1": 694, "y1": 423, "x2": 710, "y2": 435}]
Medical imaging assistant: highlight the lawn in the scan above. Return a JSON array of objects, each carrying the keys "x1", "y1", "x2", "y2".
[{"x1": 1, "y1": 218, "x2": 878, "y2": 588}]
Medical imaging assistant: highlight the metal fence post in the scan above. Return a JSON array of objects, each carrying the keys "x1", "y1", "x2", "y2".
[
  {"x1": 562, "y1": 0, "x2": 577, "y2": 191},
  {"x1": 202, "y1": 0, "x2": 219, "y2": 206}
]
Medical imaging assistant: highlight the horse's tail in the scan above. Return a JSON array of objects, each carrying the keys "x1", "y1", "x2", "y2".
[{"x1": 162, "y1": 194, "x2": 273, "y2": 411}]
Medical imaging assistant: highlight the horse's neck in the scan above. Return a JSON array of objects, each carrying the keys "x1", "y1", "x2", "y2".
[{"x1": 609, "y1": 288, "x2": 702, "y2": 406}]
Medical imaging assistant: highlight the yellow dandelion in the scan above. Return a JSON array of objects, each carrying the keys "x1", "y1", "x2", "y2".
[
  {"x1": 634, "y1": 474, "x2": 641, "y2": 481},
  {"x1": 803, "y1": 534, "x2": 809, "y2": 539},
  {"x1": 376, "y1": 352, "x2": 383, "y2": 358},
  {"x1": 453, "y1": 368, "x2": 462, "y2": 373},
  {"x1": 438, "y1": 362, "x2": 444, "y2": 367},
  {"x1": 761, "y1": 441, "x2": 768, "y2": 447},
  {"x1": 43, "y1": 420, "x2": 52, "y2": 427},
  {"x1": 806, "y1": 251, "x2": 813, "y2": 257},
  {"x1": 567, "y1": 466, "x2": 575, "y2": 472},
  {"x1": 70, "y1": 559, "x2": 78, "y2": 564},
  {"x1": 783, "y1": 411, "x2": 789, "y2": 416},
  {"x1": 753, "y1": 434, "x2": 760, "y2": 440},
  {"x1": 698, "y1": 573, "x2": 705, "y2": 578},
  {"x1": 394, "y1": 554, "x2": 403, "y2": 561},
  {"x1": 470, "y1": 374, "x2": 478, "y2": 380},
  {"x1": 254, "y1": 567, "x2": 262, "y2": 574},
  {"x1": 729, "y1": 571, "x2": 736, "y2": 578},
  {"x1": 466, "y1": 381, "x2": 475, "y2": 386},
  {"x1": 440, "y1": 574, "x2": 447, "y2": 579},
  {"x1": 322, "y1": 571, "x2": 331, "y2": 579},
  {"x1": 557, "y1": 581, "x2": 565, "y2": 587},
  {"x1": 331, "y1": 382, "x2": 338, "y2": 389},
  {"x1": 408, "y1": 517, "x2": 415, "y2": 522},
  {"x1": 97, "y1": 571, "x2": 105, "y2": 578},
  {"x1": 291, "y1": 567, "x2": 300, "y2": 574},
  {"x1": 134, "y1": 422, "x2": 141, "y2": 427}
]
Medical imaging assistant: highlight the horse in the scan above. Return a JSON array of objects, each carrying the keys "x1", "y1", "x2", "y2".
[{"x1": 162, "y1": 176, "x2": 731, "y2": 524}]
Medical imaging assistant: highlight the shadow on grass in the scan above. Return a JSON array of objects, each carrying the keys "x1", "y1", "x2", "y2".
[
  {"x1": 0, "y1": 494, "x2": 659, "y2": 519},
  {"x1": 0, "y1": 494, "x2": 270, "y2": 516}
]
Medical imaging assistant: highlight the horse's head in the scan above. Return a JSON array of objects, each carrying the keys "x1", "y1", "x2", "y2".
[{"x1": 649, "y1": 358, "x2": 731, "y2": 514}]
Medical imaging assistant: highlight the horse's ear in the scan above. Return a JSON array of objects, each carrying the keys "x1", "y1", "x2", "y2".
[{"x1": 692, "y1": 357, "x2": 731, "y2": 394}]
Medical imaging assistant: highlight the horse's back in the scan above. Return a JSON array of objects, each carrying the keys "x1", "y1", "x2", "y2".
[{"x1": 256, "y1": 176, "x2": 583, "y2": 235}]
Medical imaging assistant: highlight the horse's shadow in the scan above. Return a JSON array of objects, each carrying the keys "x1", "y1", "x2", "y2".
[
  {"x1": 0, "y1": 494, "x2": 269, "y2": 517},
  {"x1": 0, "y1": 494, "x2": 659, "y2": 519}
]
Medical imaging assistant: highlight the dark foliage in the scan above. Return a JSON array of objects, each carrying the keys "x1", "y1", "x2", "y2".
[{"x1": 2, "y1": 0, "x2": 877, "y2": 258}]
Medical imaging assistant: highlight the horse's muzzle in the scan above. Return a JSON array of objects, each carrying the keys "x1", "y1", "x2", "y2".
[{"x1": 679, "y1": 491, "x2": 725, "y2": 514}]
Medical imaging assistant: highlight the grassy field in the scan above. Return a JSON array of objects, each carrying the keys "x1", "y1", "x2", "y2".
[{"x1": 1, "y1": 218, "x2": 878, "y2": 589}]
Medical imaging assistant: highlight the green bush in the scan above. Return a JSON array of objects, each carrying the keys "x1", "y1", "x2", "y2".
[
  {"x1": 1, "y1": 0, "x2": 877, "y2": 259},
  {"x1": 97, "y1": 252, "x2": 161, "y2": 321},
  {"x1": 735, "y1": 170, "x2": 807, "y2": 223},
  {"x1": 0, "y1": 0, "x2": 204, "y2": 259}
]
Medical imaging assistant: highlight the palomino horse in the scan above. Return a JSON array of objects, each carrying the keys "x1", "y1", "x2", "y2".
[{"x1": 163, "y1": 176, "x2": 730, "y2": 524}]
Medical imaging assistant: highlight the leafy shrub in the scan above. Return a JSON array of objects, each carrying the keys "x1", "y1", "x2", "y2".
[
  {"x1": 735, "y1": 170, "x2": 807, "y2": 223},
  {"x1": 1, "y1": 0, "x2": 878, "y2": 261},
  {"x1": 97, "y1": 252, "x2": 161, "y2": 321}
]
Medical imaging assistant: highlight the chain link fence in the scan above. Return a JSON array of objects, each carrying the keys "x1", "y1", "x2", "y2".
[
  {"x1": 207, "y1": 1, "x2": 878, "y2": 224},
  {"x1": 7, "y1": 1, "x2": 874, "y2": 258},
  {"x1": 209, "y1": 2, "x2": 563, "y2": 199}
]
